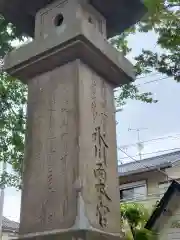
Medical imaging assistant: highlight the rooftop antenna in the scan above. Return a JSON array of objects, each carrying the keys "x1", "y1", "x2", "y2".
[{"x1": 128, "y1": 127, "x2": 148, "y2": 160}]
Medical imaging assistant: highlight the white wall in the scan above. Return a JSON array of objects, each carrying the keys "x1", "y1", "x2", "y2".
[{"x1": 2, "y1": 232, "x2": 18, "y2": 240}]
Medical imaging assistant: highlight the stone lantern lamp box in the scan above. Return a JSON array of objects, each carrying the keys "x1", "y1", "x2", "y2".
[{"x1": 0, "y1": 1, "x2": 147, "y2": 240}]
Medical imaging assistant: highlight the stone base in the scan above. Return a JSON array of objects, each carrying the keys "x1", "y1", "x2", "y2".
[{"x1": 18, "y1": 230, "x2": 125, "y2": 240}]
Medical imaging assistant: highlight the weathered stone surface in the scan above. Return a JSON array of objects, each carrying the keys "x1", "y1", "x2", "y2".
[
  {"x1": 20, "y1": 62, "x2": 79, "y2": 234},
  {"x1": 34, "y1": 0, "x2": 107, "y2": 39},
  {"x1": 4, "y1": 16, "x2": 135, "y2": 86},
  {"x1": 20, "y1": 60, "x2": 121, "y2": 235},
  {"x1": 78, "y1": 62, "x2": 120, "y2": 233},
  {"x1": 19, "y1": 229, "x2": 124, "y2": 240},
  {"x1": 0, "y1": 0, "x2": 146, "y2": 38}
]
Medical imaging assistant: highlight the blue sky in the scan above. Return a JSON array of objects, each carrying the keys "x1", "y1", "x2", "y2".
[{"x1": 3, "y1": 30, "x2": 180, "y2": 222}]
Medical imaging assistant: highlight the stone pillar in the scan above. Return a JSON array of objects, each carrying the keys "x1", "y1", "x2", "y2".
[{"x1": 4, "y1": 0, "x2": 135, "y2": 240}]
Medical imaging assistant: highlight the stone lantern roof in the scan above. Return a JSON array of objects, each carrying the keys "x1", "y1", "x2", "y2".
[{"x1": 0, "y1": 0, "x2": 146, "y2": 38}]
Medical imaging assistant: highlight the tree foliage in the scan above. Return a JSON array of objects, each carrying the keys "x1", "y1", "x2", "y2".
[
  {"x1": 112, "y1": 0, "x2": 180, "y2": 106},
  {"x1": 121, "y1": 203, "x2": 157, "y2": 240},
  {"x1": 0, "y1": 73, "x2": 26, "y2": 188},
  {"x1": 136, "y1": 0, "x2": 180, "y2": 81},
  {"x1": 0, "y1": 0, "x2": 179, "y2": 187}
]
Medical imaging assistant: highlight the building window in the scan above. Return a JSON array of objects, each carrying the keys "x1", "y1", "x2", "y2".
[{"x1": 120, "y1": 181, "x2": 147, "y2": 201}]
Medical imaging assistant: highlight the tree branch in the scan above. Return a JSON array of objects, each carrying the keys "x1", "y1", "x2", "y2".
[{"x1": 130, "y1": 225, "x2": 136, "y2": 240}]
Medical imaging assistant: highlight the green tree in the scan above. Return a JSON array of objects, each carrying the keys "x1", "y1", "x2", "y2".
[
  {"x1": 0, "y1": 0, "x2": 179, "y2": 188},
  {"x1": 112, "y1": 0, "x2": 180, "y2": 107},
  {"x1": 121, "y1": 202, "x2": 157, "y2": 240}
]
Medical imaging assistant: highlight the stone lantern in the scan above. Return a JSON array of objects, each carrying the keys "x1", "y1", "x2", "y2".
[{"x1": 0, "y1": 0, "x2": 146, "y2": 240}]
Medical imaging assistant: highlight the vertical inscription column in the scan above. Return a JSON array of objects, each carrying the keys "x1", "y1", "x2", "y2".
[
  {"x1": 79, "y1": 62, "x2": 120, "y2": 234},
  {"x1": 44, "y1": 87, "x2": 70, "y2": 226},
  {"x1": 92, "y1": 79, "x2": 112, "y2": 228}
]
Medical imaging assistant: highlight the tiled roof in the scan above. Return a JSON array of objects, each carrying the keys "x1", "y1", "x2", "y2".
[
  {"x1": 118, "y1": 150, "x2": 180, "y2": 176},
  {"x1": 2, "y1": 217, "x2": 19, "y2": 232}
]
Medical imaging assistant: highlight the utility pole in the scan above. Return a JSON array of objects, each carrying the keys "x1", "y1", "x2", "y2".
[{"x1": 128, "y1": 128, "x2": 148, "y2": 160}]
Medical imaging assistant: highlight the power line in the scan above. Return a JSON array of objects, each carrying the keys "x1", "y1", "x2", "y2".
[
  {"x1": 118, "y1": 148, "x2": 175, "y2": 181},
  {"x1": 118, "y1": 133, "x2": 180, "y2": 149},
  {"x1": 118, "y1": 148, "x2": 180, "y2": 160},
  {"x1": 115, "y1": 76, "x2": 170, "y2": 92},
  {"x1": 136, "y1": 72, "x2": 161, "y2": 80},
  {"x1": 135, "y1": 76, "x2": 170, "y2": 87},
  {"x1": 114, "y1": 75, "x2": 170, "y2": 95}
]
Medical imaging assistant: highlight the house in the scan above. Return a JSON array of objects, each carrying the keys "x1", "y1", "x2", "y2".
[
  {"x1": 118, "y1": 150, "x2": 180, "y2": 210},
  {"x1": 145, "y1": 180, "x2": 180, "y2": 239},
  {"x1": 2, "y1": 217, "x2": 19, "y2": 240}
]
